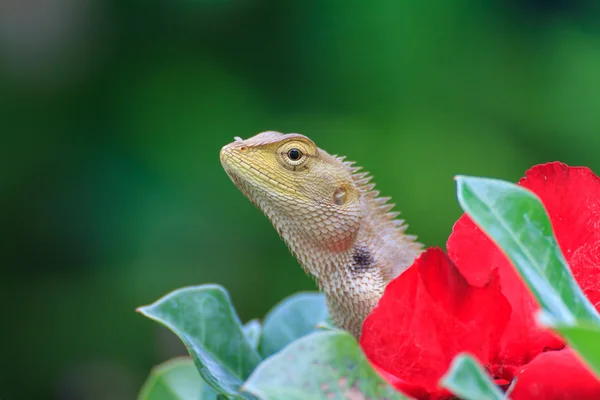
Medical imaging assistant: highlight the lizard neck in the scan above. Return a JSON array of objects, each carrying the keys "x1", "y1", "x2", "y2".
[{"x1": 261, "y1": 184, "x2": 422, "y2": 338}]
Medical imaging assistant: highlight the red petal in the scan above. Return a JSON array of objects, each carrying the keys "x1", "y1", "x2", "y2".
[
  {"x1": 448, "y1": 162, "x2": 600, "y2": 370},
  {"x1": 448, "y1": 214, "x2": 563, "y2": 370},
  {"x1": 510, "y1": 348, "x2": 600, "y2": 400},
  {"x1": 360, "y1": 248, "x2": 510, "y2": 398},
  {"x1": 519, "y1": 163, "x2": 600, "y2": 309}
]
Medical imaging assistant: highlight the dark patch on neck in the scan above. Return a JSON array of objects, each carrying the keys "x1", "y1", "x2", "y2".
[{"x1": 351, "y1": 246, "x2": 375, "y2": 272}]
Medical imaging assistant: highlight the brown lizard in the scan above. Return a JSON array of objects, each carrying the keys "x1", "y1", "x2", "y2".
[{"x1": 220, "y1": 131, "x2": 423, "y2": 338}]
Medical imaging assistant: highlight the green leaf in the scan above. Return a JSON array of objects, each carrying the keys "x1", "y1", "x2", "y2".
[
  {"x1": 456, "y1": 176, "x2": 600, "y2": 377},
  {"x1": 455, "y1": 176, "x2": 600, "y2": 324},
  {"x1": 243, "y1": 319, "x2": 261, "y2": 351},
  {"x1": 440, "y1": 354, "x2": 506, "y2": 400},
  {"x1": 315, "y1": 315, "x2": 338, "y2": 331},
  {"x1": 539, "y1": 313, "x2": 600, "y2": 376},
  {"x1": 243, "y1": 331, "x2": 407, "y2": 400},
  {"x1": 138, "y1": 357, "x2": 218, "y2": 400},
  {"x1": 259, "y1": 292, "x2": 328, "y2": 358},
  {"x1": 137, "y1": 285, "x2": 261, "y2": 399}
]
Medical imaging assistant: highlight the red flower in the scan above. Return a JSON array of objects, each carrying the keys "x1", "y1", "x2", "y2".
[
  {"x1": 361, "y1": 248, "x2": 510, "y2": 399},
  {"x1": 360, "y1": 162, "x2": 600, "y2": 399}
]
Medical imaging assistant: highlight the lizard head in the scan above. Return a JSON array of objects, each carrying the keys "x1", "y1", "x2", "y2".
[{"x1": 220, "y1": 131, "x2": 362, "y2": 255}]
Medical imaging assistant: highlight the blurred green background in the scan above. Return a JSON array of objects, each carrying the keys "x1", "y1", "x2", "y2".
[{"x1": 1, "y1": 0, "x2": 599, "y2": 398}]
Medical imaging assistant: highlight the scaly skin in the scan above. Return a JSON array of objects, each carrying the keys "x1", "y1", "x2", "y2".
[{"x1": 220, "y1": 131, "x2": 422, "y2": 337}]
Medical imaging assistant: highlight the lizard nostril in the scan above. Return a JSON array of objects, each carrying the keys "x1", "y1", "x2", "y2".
[{"x1": 240, "y1": 146, "x2": 248, "y2": 152}]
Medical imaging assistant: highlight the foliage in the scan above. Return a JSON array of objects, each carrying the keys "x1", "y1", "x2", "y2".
[
  {"x1": 138, "y1": 358, "x2": 218, "y2": 400},
  {"x1": 138, "y1": 287, "x2": 404, "y2": 399}
]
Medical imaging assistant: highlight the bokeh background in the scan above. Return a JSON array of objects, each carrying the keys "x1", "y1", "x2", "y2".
[{"x1": 2, "y1": 1, "x2": 600, "y2": 398}]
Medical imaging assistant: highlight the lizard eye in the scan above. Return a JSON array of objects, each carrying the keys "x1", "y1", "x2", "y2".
[
  {"x1": 287, "y1": 148, "x2": 302, "y2": 161},
  {"x1": 279, "y1": 143, "x2": 309, "y2": 168}
]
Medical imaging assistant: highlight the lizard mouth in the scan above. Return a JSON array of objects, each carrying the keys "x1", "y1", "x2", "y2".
[
  {"x1": 220, "y1": 143, "x2": 276, "y2": 209},
  {"x1": 220, "y1": 145, "x2": 261, "y2": 184},
  {"x1": 220, "y1": 143, "x2": 297, "y2": 195}
]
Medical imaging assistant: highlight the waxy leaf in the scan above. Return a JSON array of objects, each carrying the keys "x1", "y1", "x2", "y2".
[
  {"x1": 244, "y1": 331, "x2": 407, "y2": 400},
  {"x1": 440, "y1": 354, "x2": 506, "y2": 400},
  {"x1": 539, "y1": 313, "x2": 600, "y2": 376},
  {"x1": 138, "y1": 357, "x2": 218, "y2": 400},
  {"x1": 243, "y1": 319, "x2": 261, "y2": 351},
  {"x1": 138, "y1": 285, "x2": 261, "y2": 399},
  {"x1": 316, "y1": 315, "x2": 337, "y2": 331},
  {"x1": 259, "y1": 292, "x2": 328, "y2": 357},
  {"x1": 456, "y1": 176, "x2": 600, "y2": 376}
]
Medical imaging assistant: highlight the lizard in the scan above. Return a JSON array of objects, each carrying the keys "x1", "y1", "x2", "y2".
[{"x1": 220, "y1": 131, "x2": 423, "y2": 338}]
